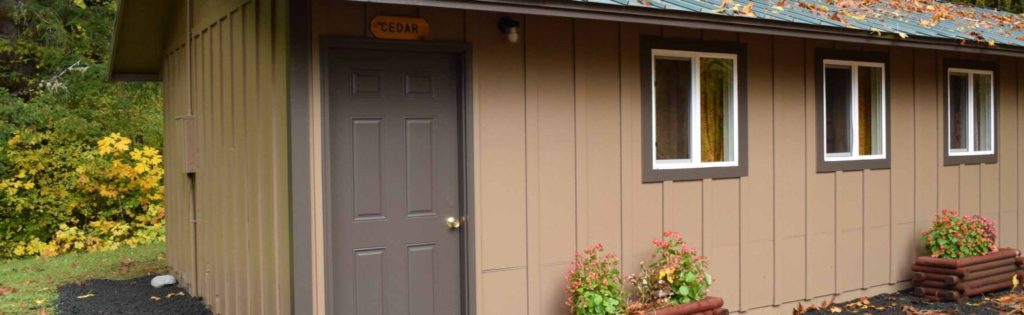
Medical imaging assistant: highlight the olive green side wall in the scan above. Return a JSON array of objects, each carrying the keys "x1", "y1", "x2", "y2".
[{"x1": 161, "y1": 0, "x2": 291, "y2": 314}]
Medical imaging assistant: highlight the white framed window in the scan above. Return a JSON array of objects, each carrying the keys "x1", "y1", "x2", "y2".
[
  {"x1": 822, "y1": 59, "x2": 887, "y2": 162},
  {"x1": 947, "y1": 68, "x2": 995, "y2": 156},
  {"x1": 650, "y1": 49, "x2": 739, "y2": 170}
]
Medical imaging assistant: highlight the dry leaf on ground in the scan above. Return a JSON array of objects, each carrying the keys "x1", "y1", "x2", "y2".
[
  {"x1": 793, "y1": 296, "x2": 836, "y2": 315},
  {"x1": 117, "y1": 258, "x2": 135, "y2": 274},
  {"x1": 0, "y1": 287, "x2": 15, "y2": 297},
  {"x1": 901, "y1": 305, "x2": 952, "y2": 315}
]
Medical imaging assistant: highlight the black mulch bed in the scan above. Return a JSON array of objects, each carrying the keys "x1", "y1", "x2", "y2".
[
  {"x1": 56, "y1": 276, "x2": 212, "y2": 315},
  {"x1": 802, "y1": 288, "x2": 1019, "y2": 315}
]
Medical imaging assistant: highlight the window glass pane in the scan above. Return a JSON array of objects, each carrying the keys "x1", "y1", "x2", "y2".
[
  {"x1": 700, "y1": 58, "x2": 734, "y2": 162},
  {"x1": 825, "y1": 66, "x2": 852, "y2": 155},
  {"x1": 949, "y1": 73, "x2": 969, "y2": 150},
  {"x1": 973, "y1": 73, "x2": 993, "y2": 152},
  {"x1": 655, "y1": 57, "x2": 692, "y2": 160},
  {"x1": 857, "y1": 66, "x2": 883, "y2": 156}
]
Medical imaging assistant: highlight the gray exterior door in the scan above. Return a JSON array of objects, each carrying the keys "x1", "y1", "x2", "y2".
[{"x1": 327, "y1": 47, "x2": 462, "y2": 315}]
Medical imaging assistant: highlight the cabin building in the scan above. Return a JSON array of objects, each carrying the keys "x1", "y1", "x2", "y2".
[{"x1": 110, "y1": 0, "x2": 1024, "y2": 314}]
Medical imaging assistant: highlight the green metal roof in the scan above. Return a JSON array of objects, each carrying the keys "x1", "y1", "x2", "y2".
[{"x1": 574, "y1": 0, "x2": 1024, "y2": 48}]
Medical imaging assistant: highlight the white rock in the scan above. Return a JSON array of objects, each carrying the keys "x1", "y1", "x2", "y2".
[{"x1": 151, "y1": 275, "x2": 177, "y2": 288}]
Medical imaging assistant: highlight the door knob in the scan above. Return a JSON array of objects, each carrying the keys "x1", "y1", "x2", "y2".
[{"x1": 446, "y1": 217, "x2": 461, "y2": 230}]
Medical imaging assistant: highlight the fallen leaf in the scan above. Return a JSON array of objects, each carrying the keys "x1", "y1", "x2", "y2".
[
  {"x1": 150, "y1": 296, "x2": 161, "y2": 301},
  {"x1": 902, "y1": 305, "x2": 954, "y2": 315},
  {"x1": 34, "y1": 299, "x2": 43, "y2": 305},
  {"x1": 741, "y1": 3, "x2": 756, "y2": 17},
  {"x1": 829, "y1": 306, "x2": 842, "y2": 313},
  {"x1": 76, "y1": 293, "x2": 94, "y2": 299},
  {"x1": 1014, "y1": 274, "x2": 1020, "y2": 290},
  {"x1": 0, "y1": 287, "x2": 14, "y2": 297},
  {"x1": 39, "y1": 310, "x2": 48, "y2": 315}
]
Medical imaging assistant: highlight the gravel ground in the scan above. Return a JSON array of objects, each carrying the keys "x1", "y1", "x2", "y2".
[
  {"x1": 802, "y1": 288, "x2": 1017, "y2": 315},
  {"x1": 56, "y1": 276, "x2": 211, "y2": 315}
]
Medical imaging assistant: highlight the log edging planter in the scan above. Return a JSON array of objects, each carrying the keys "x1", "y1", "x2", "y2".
[
  {"x1": 632, "y1": 296, "x2": 728, "y2": 315},
  {"x1": 912, "y1": 248, "x2": 1022, "y2": 302}
]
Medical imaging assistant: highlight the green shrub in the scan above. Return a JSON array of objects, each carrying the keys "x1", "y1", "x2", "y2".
[
  {"x1": 922, "y1": 209, "x2": 998, "y2": 259},
  {"x1": 566, "y1": 243, "x2": 626, "y2": 315},
  {"x1": 0, "y1": 132, "x2": 164, "y2": 257}
]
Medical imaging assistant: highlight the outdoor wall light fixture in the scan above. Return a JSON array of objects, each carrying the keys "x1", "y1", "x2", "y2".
[{"x1": 499, "y1": 17, "x2": 520, "y2": 43}]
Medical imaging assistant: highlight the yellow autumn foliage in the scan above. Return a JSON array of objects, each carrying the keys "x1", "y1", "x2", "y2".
[{"x1": 0, "y1": 132, "x2": 165, "y2": 257}]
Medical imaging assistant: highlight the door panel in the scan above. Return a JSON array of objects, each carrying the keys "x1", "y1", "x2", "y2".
[{"x1": 328, "y1": 47, "x2": 461, "y2": 315}]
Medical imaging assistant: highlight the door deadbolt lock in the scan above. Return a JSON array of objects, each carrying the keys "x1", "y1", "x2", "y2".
[{"x1": 446, "y1": 217, "x2": 461, "y2": 230}]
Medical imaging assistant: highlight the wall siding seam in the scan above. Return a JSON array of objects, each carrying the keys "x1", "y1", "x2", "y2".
[{"x1": 771, "y1": 35, "x2": 778, "y2": 306}]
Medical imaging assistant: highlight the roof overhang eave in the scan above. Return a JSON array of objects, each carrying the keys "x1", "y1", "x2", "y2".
[
  {"x1": 352, "y1": 0, "x2": 1024, "y2": 58},
  {"x1": 108, "y1": 0, "x2": 176, "y2": 82}
]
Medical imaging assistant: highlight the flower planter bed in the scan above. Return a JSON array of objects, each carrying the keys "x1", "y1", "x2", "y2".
[
  {"x1": 632, "y1": 296, "x2": 728, "y2": 315},
  {"x1": 912, "y1": 248, "x2": 1023, "y2": 302}
]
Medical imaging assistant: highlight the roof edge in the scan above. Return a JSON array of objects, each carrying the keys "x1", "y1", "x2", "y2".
[
  {"x1": 354, "y1": 0, "x2": 1024, "y2": 58},
  {"x1": 109, "y1": 0, "x2": 176, "y2": 82},
  {"x1": 108, "y1": 2, "x2": 129, "y2": 81}
]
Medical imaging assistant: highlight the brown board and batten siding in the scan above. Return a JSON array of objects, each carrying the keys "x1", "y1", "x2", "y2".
[
  {"x1": 311, "y1": 1, "x2": 1024, "y2": 314},
  {"x1": 160, "y1": 0, "x2": 291, "y2": 314}
]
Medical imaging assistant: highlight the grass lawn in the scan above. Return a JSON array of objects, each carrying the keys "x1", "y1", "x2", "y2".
[{"x1": 0, "y1": 242, "x2": 168, "y2": 315}]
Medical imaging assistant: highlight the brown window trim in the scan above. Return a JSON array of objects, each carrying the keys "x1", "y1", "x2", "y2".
[
  {"x1": 943, "y1": 59, "x2": 998, "y2": 166},
  {"x1": 640, "y1": 36, "x2": 748, "y2": 183},
  {"x1": 815, "y1": 49, "x2": 892, "y2": 173}
]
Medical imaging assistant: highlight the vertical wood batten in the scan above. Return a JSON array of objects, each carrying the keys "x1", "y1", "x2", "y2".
[
  {"x1": 526, "y1": 16, "x2": 576, "y2": 314},
  {"x1": 830, "y1": 43, "x2": 865, "y2": 294},
  {"x1": 914, "y1": 49, "x2": 939, "y2": 256},
  {"x1": 525, "y1": 15, "x2": 541, "y2": 315},
  {"x1": 937, "y1": 50, "x2": 961, "y2": 212},
  {"x1": 621, "y1": 22, "x2": 662, "y2": 286},
  {"x1": 209, "y1": 22, "x2": 224, "y2": 313},
  {"x1": 861, "y1": 44, "x2": 892, "y2": 289},
  {"x1": 242, "y1": 3, "x2": 262, "y2": 313},
  {"x1": 836, "y1": 170, "x2": 864, "y2": 292},
  {"x1": 773, "y1": 36, "x2": 807, "y2": 305},
  {"x1": 739, "y1": 32, "x2": 774, "y2": 311},
  {"x1": 469, "y1": 11, "x2": 528, "y2": 271},
  {"x1": 1003, "y1": 57, "x2": 1021, "y2": 249},
  {"x1": 1018, "y1": 59, "x2": 1024, "y2": 250},
  {"x1": 468, "y1": 10, "x2": 529, "y2": 315},
  {"x1": 805, "y1": 39, "x2": 836, "y2": 299},
  {"x1": 699, "y1": 29, "x2": 742, "y2": 311},
  {"x1": 889, "y1": 46, "x2": 916, "y2": 283},
  {"x1": 976, "y1": 54, "x2": 1000, "y2": 225},
  {"x1": 575, "y1": 20, "x2": 623, "y2": 254}
]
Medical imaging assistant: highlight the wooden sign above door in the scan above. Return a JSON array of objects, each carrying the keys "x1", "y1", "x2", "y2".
[{"x1": 370, "y1": 16, "x2": 430, "y2": 40}]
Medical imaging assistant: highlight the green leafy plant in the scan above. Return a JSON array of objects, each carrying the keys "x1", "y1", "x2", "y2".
[
  {"x1": 922, "y1": 209, "x2": 998, "y2": 259},
  {"x1": 565, "y1": 243, "x2": 626, "y2": 315},
  {"x1": 628, "y1": 231, "x2": 712, "y2": 312}
]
